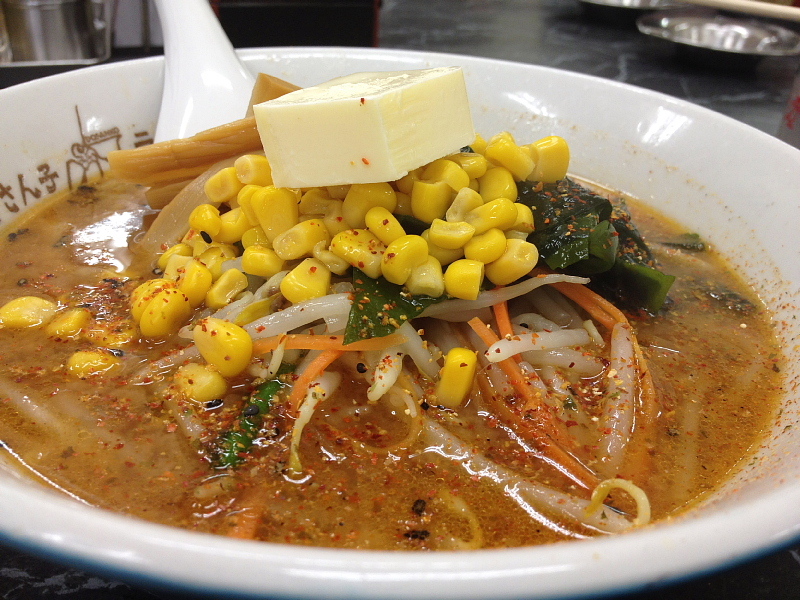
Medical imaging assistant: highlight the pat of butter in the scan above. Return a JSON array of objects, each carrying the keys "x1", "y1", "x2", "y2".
[{"x1": 253, "y1": 67, "x2": 475, "y2": 188}]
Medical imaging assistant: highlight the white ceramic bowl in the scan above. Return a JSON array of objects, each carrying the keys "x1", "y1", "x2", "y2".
[{"x1": 1, "y1": 47, "x2": 799, "y2": 599}]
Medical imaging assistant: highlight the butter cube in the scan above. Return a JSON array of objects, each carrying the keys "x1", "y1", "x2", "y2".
[{"x1": 253, "y1": 67, "x2": 475, "y2": 188}]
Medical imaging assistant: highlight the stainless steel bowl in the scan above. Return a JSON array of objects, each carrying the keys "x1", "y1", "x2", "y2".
[
  {"x1": 579, "y1": 0, "x2": 686, "y2": 26},
  {"x1": 637, "y1": 9, "x2": 800, "y2": 68}
]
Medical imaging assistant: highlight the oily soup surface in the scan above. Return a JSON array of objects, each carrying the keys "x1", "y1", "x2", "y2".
[{"x1": 0, "y1": 179, "x2": 782, "y2": 549}]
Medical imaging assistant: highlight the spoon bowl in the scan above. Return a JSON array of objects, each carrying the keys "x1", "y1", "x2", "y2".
[{"x1": 153, "y1": 0, "x2": 255, "y2": 142}]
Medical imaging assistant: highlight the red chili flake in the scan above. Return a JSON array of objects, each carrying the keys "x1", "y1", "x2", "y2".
[
  {"x1": 310, "y1": 266, "x2": 318, "y2": 273},
  {"x1": 358, "y1": 261, "x2": 365, "y2": 268},
  {"x1": 360, "y1": 97, "x2": 366, "y2": 104},
  {"x1": 362, "y1": 157, "x2": 370, "y2": 165},
  {"x1": 387, "y1": 252, "x2": 396, "y2": 259},
  {"x1": 459, "y1": 362, "x2": 468, "y2": 367},
  {"x1": 382, "y1": 219, "x2": 389, "y2": 225}
]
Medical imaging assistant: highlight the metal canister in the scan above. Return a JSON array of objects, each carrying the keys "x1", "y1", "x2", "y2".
[
  {"x1": 2, "y1": 0, "x2": 93, "y2": 62},
  {"x1": 0, "y1": 3, "x2": 12, "y2": 63}
]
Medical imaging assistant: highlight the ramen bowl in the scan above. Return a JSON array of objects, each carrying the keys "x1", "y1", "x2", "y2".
[{"x1": 0, "y1": 47, "x2": 799, "y2": 599}]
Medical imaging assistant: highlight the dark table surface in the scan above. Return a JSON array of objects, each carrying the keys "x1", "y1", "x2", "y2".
[{"x1": 1, "y1": 0, "x2": 800, "y2": 598}]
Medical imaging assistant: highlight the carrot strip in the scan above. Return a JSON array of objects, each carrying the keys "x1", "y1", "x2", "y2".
[
  {"x1": 469, "y1": 317, "x2": 548, "y2": 412},
  {"x1": 475, "y1": 367, "x2": 598, "y2": 493},
  {"x1": 287, "y1": 350, "x2": 345, "y2": 414},
  {"x1": 253, "y1": 332, "x2": 406, "y2": 355},
  {"x1": 551, "y1": 282, "x2": 618, "y2": 331},
  {"x1": 492, "y1": 299, "x2": 523, "y2": 364}
]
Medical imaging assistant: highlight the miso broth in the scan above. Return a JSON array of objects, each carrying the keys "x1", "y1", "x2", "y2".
[{"x1": 0, "y1": 178, "x2": 782, "y2": 549}]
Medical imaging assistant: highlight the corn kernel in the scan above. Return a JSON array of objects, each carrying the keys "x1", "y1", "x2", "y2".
[
  {"x1": 204, "y1": 166, "x2": 244, "y2": 204},
  {"x1": 236, "y1": 184, "x2": 263, "y2": 225},
  {"x1": 189, "y1": 204, "x2": 222, "y2": 237},
  {"x1": 381, "y1": 235, "x2": 429, "y2": 285},
  {"x1": 138, "y1": 286, "x2": 193, "y2": 337},
  {"x1": 233, "y1": 298, "x2": 274, "y2": 326},
  {"x1": 329, "y1": 229, "x2": 386, "y2": 279},
  {"x1": 206, "y1": 268, "x2": 248, "y2": 310},
  {"x1": 326, "y1": 184, "x2": 350, "y2": 199},
  {"x1": 241, "y1": 226, "x2": 270, "y2": 249},
  {"x1": 394, "y1": 191, "x2": 412, "y2": 216},
  {"x1": 131, "y1": 278, "x2": 172, "y2": 321},
  {"x1": 447, "y1": 152, "x2": 489, "y2": 179},
  {"x1": 510, "y1": 203, "x2": 535, "y2": 235},
  {"x1": 485, "y1": 134, "x2": 534, "y2": 181},
  {"x1": 197, "y1": 244, "x2": 238, "y2": 280},
  {"x1": 421, "y1": 229, "x2": 464, "y2": 266},
  {"x1": 527, "y1": 135, "x2": 570, "y2": 183},
  {"x1": 0, "y1": 296, "x2": 57, "y2": 328},
  {"x1": 312, "y1": 240, "x2": 350, "y2": 276},
  {"x1": 411, "y1": 180, "x2": 452, "y2": 223},
  {"x1": 178, "y1": 259, "x2": 213, "y2": 308},
  {"x1": 184, "y1": 230, "x2": 211, "y2": 256},
  {"x1": 234, "y1": 154, "x2": 273, "y2": 186},
  {"x1": 193, "y1": 317, "x2": 253, "y2": 377},
  {"x1": 156, "y1": 243, "x2": 193, "y2": 271},
  {"x1": 217, "y1": 207, "x2": 252, "y2": 244},
  {"x1": 365, "y1": 206, "x2": 406, "y2": 245},
  {"x1": 422, "y1": 159, "x2": 470, "y2": 192},
  {"x1": 428, "y1": 219, "x2": 475, "y2": 250},
  {"x1": 505, "y1": 229, "x2": 530, "y2": 240},
  {"x1": 280, "y1": 258, "x2": 331, "y2": 304},
  {"x1": 162, "y1": 253, "x2": 193, "y2": 281},
  {"x1": 342, "y1": 183, "x2": 397, "y2": 229},
  {"x1": 470, "y1": 134, "x2": 488, "y2": 155},
  {"x1": 174, "y1": 362, "x2": 228, "y2": 404},
  {"x1": 273, "y1": 219, "x2": 330, "y2": 261},
  {"x1": 444, "y1": 259, "x2": 484, "y2": 300},
  {"x1": 83, "y1": 319, "x2": 137, "y2": 347},
  {"x1": 322, "y1": 201, "x2": 350, "y2": 237},
  {"x1": 485, "y1": 239, "x2": 540, "y2": 286},
  {"x1": 405, "y1": 255, "x2": 445, "y2": 297},
  {"x1": 395, "y1": 167, "x2": 423, "y2": 195},
  {"x1": 45, "y1": 307, "x2": 91, "y2": 339},
  {"x1": 250, "y1": 186, "x2": 300, "y2": 243},
  {"x1": 66, "y1": 349, "x2": 121, "y2": 379},
  {"x1": 465, "y1": 198, "x2": 519, "y2": 235},
  {"x1": 241, "y1": 245, "x2": 285, "y2": 279},
  {"x1": 298, "y1": 187, "x2": 335, "y2": 216},
  {"x1": 435, "y1": 347, "x2": 478, "y2": 408},
  {"x1": 464, "y1": 228, "x2": 507, "y2": 263},
  {"x1": 478, "y1": 167, "x2": 518, "y2": 203},
  {"x1": 445, "y1": 187, "x2": 484, "y2": 222}
]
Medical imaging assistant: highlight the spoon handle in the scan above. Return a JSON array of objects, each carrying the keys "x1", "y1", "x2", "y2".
[{"x1": 153, "y1": 0, "x2": 256, "y2": 142}]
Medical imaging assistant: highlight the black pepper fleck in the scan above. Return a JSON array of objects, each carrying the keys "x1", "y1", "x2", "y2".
[{"x1": 411, "y1": 499, "x2": 426, "y2": 515}]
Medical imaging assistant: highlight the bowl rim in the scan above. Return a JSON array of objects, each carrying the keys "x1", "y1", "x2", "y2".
[{"x1": 1, "y1": 45, "x2": 800, "y2": 599}]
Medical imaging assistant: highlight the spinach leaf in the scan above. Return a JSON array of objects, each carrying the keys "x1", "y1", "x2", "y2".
[
  {"x1": 344, "y1": 269, "x2": 443, "y2": 344},
  {"x1": 519, "y1": 178, "x2": 675, "y2": 313},
  {"x1": 659, "y1": 232, "x2": 706, "y2": 252},
  {"x1": 215, "y1": 364, "x2": 293, "y2": 468}
]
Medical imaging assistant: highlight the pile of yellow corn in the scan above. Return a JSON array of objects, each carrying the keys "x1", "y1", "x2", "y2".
[{"x1": 133, "y1": 131, "x2": 568, "y2": 329}]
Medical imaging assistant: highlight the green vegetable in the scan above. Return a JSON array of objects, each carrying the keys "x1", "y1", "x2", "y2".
[
  {"x1": 394, "y1": 213, "x2": 429, "y2": 236},
  {"x1": 520, "y1": 178, "x2": 613, "y2": 272},
  {"x1": 518, "y1": 178, "x2": 675, "y2": 313},
  {"x1": 344, "y1": 269, "x2": 443, "y2": 343},
  {"x1": 215, "y1": 363, "x2": 293, "y2": 468},
  {"x1": 659, "y1": 232, "x2": 706, "y2": 252}
]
